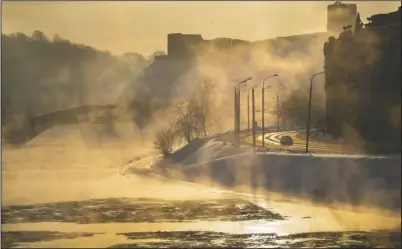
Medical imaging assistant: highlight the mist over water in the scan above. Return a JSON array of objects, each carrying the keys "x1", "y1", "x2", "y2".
[{"x1": 1, "y1": 2, "x2": 401, "y2": 248}]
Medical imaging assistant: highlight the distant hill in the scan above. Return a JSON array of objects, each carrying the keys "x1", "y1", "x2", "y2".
[{"x1": 1, "y1": 31, "x2": 150, "y2": 124}]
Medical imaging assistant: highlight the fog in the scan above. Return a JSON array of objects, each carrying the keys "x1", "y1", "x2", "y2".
[
  {"x1": 1, "y1": 3, "x2": 401, "y2": 247},
  {"x1": 1, "y1": 2, "x2": 398, "y2": 168},
  {"x1": 2, "y1": 1, "x2": 400, "y2": 148}
]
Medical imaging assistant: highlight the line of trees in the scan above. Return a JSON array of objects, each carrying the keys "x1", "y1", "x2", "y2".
[
  {"x1": 1, "y1": 30, "x2": 152, "y2": 135},
  {"x1": 1, "y1": 31, "x2": 151, "y2": 120},
  {"x1": 280, "y1": 88, "x2": 326, "y2": 130}
]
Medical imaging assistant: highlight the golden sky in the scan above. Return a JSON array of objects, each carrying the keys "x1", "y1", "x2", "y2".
[{"x1": 2, "y1": 1, "x2": 401, "y2": 56}]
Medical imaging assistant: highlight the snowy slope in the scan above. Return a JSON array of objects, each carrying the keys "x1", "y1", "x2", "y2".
[{"x1": 154, "y1": 138, "x2": 401, "y2": 211}]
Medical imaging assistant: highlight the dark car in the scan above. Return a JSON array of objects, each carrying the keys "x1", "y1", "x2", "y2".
[{"x1": 280, "y1": 135, "x2": 294, "y2": 146}]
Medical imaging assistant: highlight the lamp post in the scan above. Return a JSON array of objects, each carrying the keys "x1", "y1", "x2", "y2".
[
  {"x1": 247, "y1": 89, "x2": 250, "y2": 132},
  {"x1": 276, "y1": 94, "x2": 280, "y2": 131},
  {"x1": 251, "y1": 86, "x2": 257, "y2": 148},
  {"x1": 261, "y1": 74, "x2": 278, "y2": 148},
  {"x1": 276, "y1": 85, "x2": 286, "y2": 132},
  {"x1": 246, "y1": 87, "x2": 255, "y2": 133},
  {"x1": 306, "y1": 71, "x2": 325, "y2": 153},
  {"x1": 261, "y1": 85, "x2": 272, "y2": 147},
  {"x1": 234, "y1": 87, "x2": 237, "y2": 137},
  {"x1": 234, "y1": 77, "x2": 252, "y2": 145}
]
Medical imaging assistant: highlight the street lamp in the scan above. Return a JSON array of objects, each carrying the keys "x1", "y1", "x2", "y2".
[
  {"x1": 247, "y1": 88, "x2": 251, "y2": 132},
  {"x1": 236, "y1": 79, "x2": 251, "y2": 132},
  {"x1": 246, "y1": 86, "x2": 256, "y2": 132},
  {"x1": 305, "y1": 71, "x2": 325, "y2": 153},
  {"x1": 234, "y1": 77, "x2": 252, "y2": 145},
  {"x1": 261, "y1": 85, "x2": 272, "y2": 147},
  {"x1": 251, "y1": 85, "x2": 258, "y2": 148},
  {"x1": 238, "y1": 83, "x2": 249, "y2": 133},
  {"x1": 261, "y1": 74, "x2": 278, "y2": 148},
  {"x1": 275, "y1": 84, "x2": 286, "y2": 132}
]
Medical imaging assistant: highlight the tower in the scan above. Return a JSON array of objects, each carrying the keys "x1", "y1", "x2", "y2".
[{"x1": 327, "y1": 1, "x2": 358, "y2": 36}]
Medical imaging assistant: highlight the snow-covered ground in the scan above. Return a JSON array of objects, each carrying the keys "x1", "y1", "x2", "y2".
[{"x1": 153, "y1": 138, "x2": 401, "y2": 211}]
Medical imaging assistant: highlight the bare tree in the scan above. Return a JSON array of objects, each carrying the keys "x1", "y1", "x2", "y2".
[
  {"x1": 154, "y1": 127, "x2": 176, "y2": 157},
  {"x1": 188, "y1": 78, "x2": 216, "y2": 137},
  {"x1": 172, "y1": 78, "x2": 216, "y2": 143},
  {"x1": 175, "y1": 102, "x2": 202, "y2": 143}
]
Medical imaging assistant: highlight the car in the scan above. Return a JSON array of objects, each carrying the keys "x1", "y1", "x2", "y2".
[{"x1": 280, "y1": 135, "x2": 294, "y2": 146}]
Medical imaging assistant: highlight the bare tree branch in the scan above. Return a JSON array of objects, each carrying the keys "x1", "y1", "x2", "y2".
[
  {"x1": 154, "y1": 127, "x2": 176, "y2": 157},
  {"x1": 187, "y1": 78, "x2": 216, "y2": 137}
]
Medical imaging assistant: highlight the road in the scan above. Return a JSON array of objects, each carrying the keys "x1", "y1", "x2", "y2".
[
  {"x1": 246, "y1": 130, "x2": 363, "y2": 154},
  {"x1": 2, "y1": 124, "x2": 401, "y2": 248}
]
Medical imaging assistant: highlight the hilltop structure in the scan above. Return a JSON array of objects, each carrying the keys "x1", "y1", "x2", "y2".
[
  {"x1": 155, "y1": 1, "x2": 357, "y2": 61},
  {"x1": 138, "y1": 1, "x2": 401, "y2": 150},
  {"x1": 140, "y1": 1, "x2": 358, "y2": 118},
  {"x1": 324, "y1": 6, "x2": 401, "y2": 151}
]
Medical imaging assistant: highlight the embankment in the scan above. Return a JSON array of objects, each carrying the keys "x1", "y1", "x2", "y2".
[{"x1": 152, "y1": 139, "x2": 401, "y2": 211}]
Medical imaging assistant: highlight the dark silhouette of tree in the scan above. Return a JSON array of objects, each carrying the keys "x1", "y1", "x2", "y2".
[
  {"x1": 31, "y1": 30, "x2": 49, "y2": 42},
  {"x1": 281, "y1": 89, "x2": 325, "y2": 129}
]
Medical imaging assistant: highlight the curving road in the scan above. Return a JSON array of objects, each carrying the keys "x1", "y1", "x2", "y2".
[{"x1": 248, "y1": 130, "x2": 363, "y2": 154}]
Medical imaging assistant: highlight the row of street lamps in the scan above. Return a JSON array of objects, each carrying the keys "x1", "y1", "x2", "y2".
[
  {"x1": 234, "y1": 70, "x2": 325, "y2": 153},
  {"x1": 233, "y1": 75, "x2": 279, "y2": 148}
]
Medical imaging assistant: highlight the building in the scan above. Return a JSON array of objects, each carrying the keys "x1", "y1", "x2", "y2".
[
  {"x1": 167, "y1": 33, "x2": 204, "y2": 59},
  {"x1": 147, "y1": 2, "x2": 399, "y2": 143},
  {"x1": 157, "y1": 2, "x2": 356, "y2": 62},
  {"x1": 327, "y1": 1, "x2": 357, "y2": 35},
  {"x1": 324, "y1": 6, "x2": 401, "y2": 150}
]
